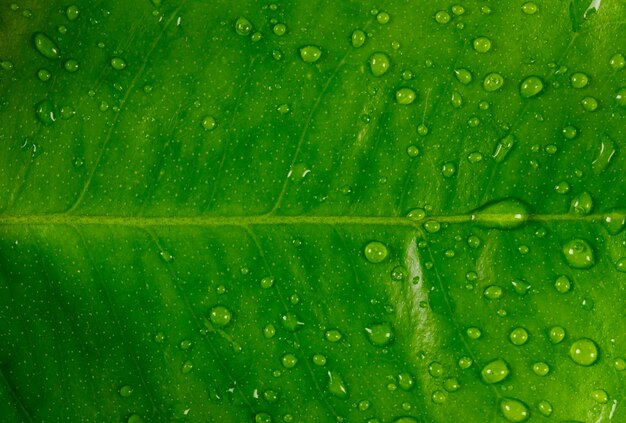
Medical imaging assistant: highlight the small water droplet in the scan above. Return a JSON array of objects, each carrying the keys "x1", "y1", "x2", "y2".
[
  {"x1": 549, "y1": 326, "x2": 566, "y2": 344},
  {"x1": 500, "y1": 398, "x2": 530, "y2": 422},
  {"x1": 483, "y1": 73, "x2": 504, "y2": 92},
  {"x1": 554, "y1": 275, "x2": 572, "y2": 293},
  {"x1": 467, "y1": 235, "x2": 482, "y2": 248},
  {"x1": 570, "y1": 191, "x2": 593, "y2": 215},
  {"x1": 369, "y1": 52, "x2": 390, "y2": 76},
  {"x1": 532, "y1": 362, "x2": 550, "y2": 376},
  {"x1": 272, "y1": 23, "x2": 286, "y2": 36},
  {"x1": 201, "y1": 115, "x2": 217, "y2": 131},
  {"x1": 615, "y1": 87, "x2": 626, "y2": 107},
  {"x1": 398, "y1": 372, "x2": 414, "y2": 390},
  {"x1": 281, "y1": 353, "x2": 298, "y2": 368},
  {"x1": 127, "y1": 414, "x2": 143, "y2": 423},
  {"x1": 570, "y1": 72, "x2": 589, "y2": 88},
  {"x1": 255, "y1": 412, "x2": 272, "y2": 423},
  {"x1": 395, "y1": 87, "x2": 416, "y2": 105},
  {"x1": 300, "y1": 45, "x2": 322, "y2": 63},
  {"x1": 473, "y1": 37, "x2": 492, "y2": 53},
  {"x1": 209, "y1": 305, "x2": 232, "y2": 328},
  {"x1": 443, "y1": 377, "x2": 460, "y2": 392},
  {"x1": 431, "y1": 390, "x2": 446, "y2": 404},
  {"x1": 458, "y1": 356, "x2": 473, "y2": 369},
  {"x1": 538, "y1": 400, "x2": 553, "y2": 416},
  {"x1": 428, "y1": 361, "x2": 444, "y2": 378},
  {"x1": 484, "y1": 285, "x2": 503, "y2": 299},
  {"x1": 610, "y1": 53, "x2": 625, "y2": 70},
  {"x1": 423, "y1": 220, "x2": 441, "y2": 233},
  {"x1": 33, "y1": 32, "x2": 60, "y2": 59},
  {"x1": 454, "y1": 68, "x2": 473, "y2": 85},
  {"x1": 569, "y1": 338, "x2": 599, "y2": 365},
  {"x1": 562, "y1": 239, "x2": 595, "y2": 269},
  {"x1": 365, "y1": 323, "x2": 394, "y2": 347},
  {"x1": 519, "y1": 76, "x2": 543, "y2": 98},
  {"x1": 312, "y1": 354, "x2": 327, "y2": 366},
  {"x1": 235, "y1": 17, "x2": 253, "y2": 36},
  {"x1": 263, "y1": 323, "x2": 276, "y2": 338},
  {"x1": 603, "y1": 212, "x2": 626, "y2": 235},
  {"x1": 119, "y1": 385, "x2": 133, "y2": 397},
  {"x1": 64, "y1": 59, "x2": 79, "y2": 73},
  {"x1": 351, "y1": 29, "x2": 366, "y2": 48},
  {"x1": 364, "y1": 241, "x2": 388, "y2": 263},
  {"x1": 325, "y1": 329, "x2": 342, "y2": 343},
  {"x1": 435, "y1": 11, "x2": 451, "y2": 24},
  {"x1": 591, "y1": 389, "x2": 608, "y2": 404},
  {"x1": 66, "y1": 5, "x2": 80, "y2": 21},
  {"x1": 581, "y1": 96, "x2": 598, "y2": 112},
  {"x1": 522, "y1": 2, "x2": 538, "y2": 14},
  {"x1": 260, "y1": 276, "x2": 274, "y2": 289},
  {"x1": 509, "y1": 327, "x2": 529, "y2": 346},
  {"x1": 327, "y1": 370, "x2": 348, "y2": 398},
  {"x1": 481, "y1": 359, "x2": 510, "y2": 383},
  {"x1": 563, "y1": 125, "x2": 578, "y2": 139},
  {"x1": 35, "y1": 100, "x2": 56, "y2": 125},
  {"x1": 280, "y1": 313, "x2": 303, "y2": 331},
  {"x1": 466, "y1": 327, "x2": 482, "y2": 339},
  {"x1": 441, "y1": 162, "x2": 456, "y2": 177},
  {"x1": 110, "y1": 57, "x2": 127, "y2": 70},
  {"x1": 406, "y1": 208, "x2": 425, "y2": 221},
  {"x1": 181, "y1": 360, "x2": 193, "y2": 374},
  {"x1": 451, "y1": 90, "x2": 463, "y2": 107},
  {"x1": 614, "y1": 357, "x2": 626, "y2": 370},
  {"x1": 406, "y1": 145, "x2": 420, "y2": 157},
  {"x1": 376, "y1": 11, "x2": 390, "y2": 24}
]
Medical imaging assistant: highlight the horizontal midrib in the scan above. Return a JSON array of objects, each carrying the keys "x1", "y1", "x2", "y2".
[{"x1": 0, "y1": 213, "x2": 613, "y2": 227}]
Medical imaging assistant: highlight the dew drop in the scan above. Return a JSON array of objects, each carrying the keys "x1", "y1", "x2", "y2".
[
  {"x1": 351, "y1": 30, "x2": 366, "y2": 48},
  {"x1": 441, "y1": 162, "x2": 456, "y2": 177},
  {"x1": 33, "y1": 32, "x2": 60, "y2": 59},
  {"x1": 325, "y1": 329, "x2": 342, "y2": 343},
  {"x1": 554, "y1": 275, "x2": 572, "y2": 293},
  {"x1": 569, "y1": 338, "x2": 599, "y2": 366},
  {"x1": 209, "y1": 305, "x2": 232, "y2": 328},
  {"x1": 300, "y1": 45, "x2": 322, "y2": 63},
  {"x1": 614, "y1": 357, "x2": 626, "y2": 370},
  {"x1": 255, "y1": 412, "x2": 272, "y2": 423},
  {"x1": 581, "y1": 96, "x2": 598, "y2": 111},
  {"x1": 454, "y1": 68, "x2": 473, "y2": 85},
  {"x1": 369, "y1": 52, "x2": 390, "y2": 76},
  {"x1": 570, "y1": 191, "x2": 593, "y2": 215},
  {"x1": 272, "y1": 23, "x2": 286, "y2": 36},
  {"x1": 549, "y1": 326, "x2": 566, "y2": 344},
  {"x1": 376, "y1": 11, "x2": 390, "y2": 24},
  {"x1": 616, "y1": 258, "x2": 626, "y2": 272},
  {"x1": 492, "y1": 134, "x2": 517, "y2": 162},
  {"x1": 458, "y1": 356, "x2": 473, "y2": 369},
  {"x1": 128, "y1": 414, "x2": 143, "y2": 423},
  {"x1": 327, "y1": 370, "x2": 348, "y2": 398},
  {"x1": 406, "y1": 145, "x2": 420, "y2": 157},
  {"x1": 431, "y1": 390, "x2": 446, "y2": 404},
  {"x1": 591, "y1": 389, "x2": 608, "y2": 403},
  {"x1": 423, "y1": 220, "x2": 441, "y2": 233},
  {"x1": 281, "y1": 353, "x2": 298, "y2": 368},
  {"x1": 481, "y1": 359, "x2": 510, "y2": 384},
  {"x1": 364, "y1": 241, "x2": 388, "y2": 263},
  {"x1": 435, "y1": 11, "x2": 451, "y2": 24},
  {"x1": 563, "y1": 125, "x2": 578, "y2": 139},
  {"x1": 466, "y1": 327, "x2": 482, "y2": 339},
  {"x1": 562, "y1": 239, "x2": 595, "y2": 269},
  {"x1": 37, "y1": 69, "x2": 51, "y2": 82},
  {"x1": 181, "y1": 360, "x2": 193, "y2": 374},
  {"x1": 428, "y1": 361, "x2": 444, "y2": 378},
  {"x1": 538, "y1": 400, "x2": 553, "y2": 416},
  {"x1": 570, "y1": 72, "x2": 589, "y2": 88},
  {"x1": 263, "y1": 323, "x2": 276, "y2": 338},
  {"x1": 615, "y1": 88, "x2": 626, "y2": 107},
  {"x1": 35, "y1": 100, "x2": 56, "y2": 125},
  {"x1": 519, "y1": 76, "x2": 543, "y2": 98},
  {"x1": 443, "y1": 377, "x2": 460, "y2": 392},
  {"x1": 119, "y1": 385, "x2": 133, "y2": 397},
  {"x1": 610, "y1": 53, "x2": 625, "y2": 70},
  {"x1": 509, "y1": 328, "x2": 529, "y2": 346},
  {"x1": 66, "y1": 5, "x2": 80, "y2": 21},
  {"x1": 532, "y1": 362, "x2": 550, "y2": 376},
  {"x1": 500, "y1": 398, "x2": 530, "y2": 422},
  {"x1": 313, "y1": 354, "x2": 327, "y2": 366},
  {"x1": 235, "y1": 17, "x2": 253, "y2": 36},
  {"x1": 393, "y1": 418, "x2": 418, "y2": 423},
  {"x1": 398, "y1": 373, "x2": 414, "y2": 390},
  {"x1": 406, "y1": 208, "x2": 425, "y2": 221},
  {"x1": 602, "y1": 212, "x2": 626, "y2": 235},
  {"x1": 365, "y1": 323, "x2": 394, "y2": 347},
  {"x1": 471, "y1": 198, "x2": 529, "y2": 229},
  {"x1": 110, "y1": 57, "x2": 127, "y2": 70},
  {"x1": 64, "y1": 59, "x2": 79, "y2": 73},
  {"x1": 395, "y1": 88, "x2": 416, "y2": 105},
  {"x1": 451, "y1": 90, "x2": 463, "y2": 107},
  {"x1": 483, "y1": 285, "x2": 503, "y2": 299},
  {"x1": 473, "y1": 37, "x2": 492, "y2": 53},
  {"x1": 483, "y1": 73, "x2": 504, "y2": 92},
  {"x1": 522, "y1": 2, "x2": 538, "y2": 14}
]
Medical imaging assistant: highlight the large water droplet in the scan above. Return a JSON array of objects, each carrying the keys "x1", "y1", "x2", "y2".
[
  {"x1": 481, "y1": 359, "x2": 510, "y2": 383},
  {"x1": 33, "y1": 32, "x2": 60, "y2": 59},
  {"x1": 569, "y1": 338, "x2": 599, "y2": 365},
  {"x1": 562, "y1": 239, "x2": 595, "y2": 269},
  {"x1": 210, "y1": 305, "x2": 232, "y2": 327},
  {"x1": 500, "y1": 398, "x2": 530, "y2": 422},
  {"x1": 364, "y1": 241, "x2": 388, "y2": 263},
  {"x1": 369, "y1": 52, "x2": 390, "y2": 76},
  {"x1": 235, "y1": 17, "x2": 253, "y2": 36},
  {"x1": 300, "y1": 45, "x2": 322, "y2": 63},
  {"x1": 471, "y1": 198, "x2": 529, "y2": 229},
  {"x1": 519, "y1": 76, "x2": 543, "y2": 98}
]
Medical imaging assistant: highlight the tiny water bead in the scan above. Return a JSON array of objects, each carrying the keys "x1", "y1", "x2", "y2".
[
  {"x1": 210, "y1": 305, "x2": 232, "y2": 327},
  {"x1": 473, "y1": 37, "x2": 492, "y2": 53},
  {"x1": 610, "y1": 53, "x2": 626, "y2": 70},
  {"x1": 33, "y1": 32, "x2": 60, "y2": 59},
  {"x1": 509, "y1": 327, "x2": 529, "y2": 346},
  {"x1": 562, "y1": 239, "x2": 595, "y2": 269},
  {"x1": 570, "y1": 72, "x2": 589, "y2": 88},
  {"x1": 300, "y1": 46, "x2": 322, "y2": 63},
  {"x1": 532, "y1": 362, "x2": 550, "y2": 376},
  {"x1": 481, "y1": 359, "x2": 510, "y2": 383},
  {"x1": 569, "y1": 338, "x2": 599, "y2": 366},
  {"x1": 365, "y1": 323, "x2": 394, "y2": 347},
  {"x1": 500, "y1": 398, "x2": 530, "y2": 422},
  {"x1": 364, "y1": 241, "x2": 388, "y2": 263},
  {"x1": 519, "y1": 76, "x2": 543, "y2": 98},
  {"x1": 351, "y1": 30, "x2": 366, "y2": 48},
  {"x1": 483, "y1": 72, "x2": 504, "y2": 92},
  {"x1": 581, "y1": 96, "x2": 598, "y2": 112},
  {"x1": 395, "y1": 88, "x2": 416, "y2": 105},
  {"x1": 235, "y1": 17, "x2": 253, "y2": 36},
  {"x1": 454, "y1": 68, "x2": 473, "y2": 85},
  {"x1": 369, "y1": 52, "x2": 390, "y2": 76},
  {"x1": 471, "y1": 198, "x2": 529, "y2": 229},
  {"x1": 201, "y1": 115, "x2": 217, "y2": 130},
  {"x1": 327, "y1": 371, "x2": 348, "y2": 398},
  {"x1": 549, "y1": 326, "x2": 566, "y2": 343},
  {"x1": 554, "y1": 275, "x2": 572, "y2": 293},
  {"x1": 591, "y1": 389, "x2": 608, "y2": 403},
  {"x1": 110, "y1": 57, "x2": 127, "y2": 70}
]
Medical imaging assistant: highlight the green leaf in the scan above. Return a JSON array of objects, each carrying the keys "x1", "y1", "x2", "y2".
[{"x1": 1, "y1": 1, "x2": 625, "y2": 422}]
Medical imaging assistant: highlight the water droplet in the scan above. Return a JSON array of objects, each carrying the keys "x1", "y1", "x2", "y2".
[
  {"x1": 235, "y1": 17, "x2": 253, "y2": 36},
  {"x1": 35, "y1": 100, "x2": 56, "y2": 125},
  {"x1": 483, "y1": 285, "x2": 503, "y2": 299},
  {"x1": 549, "y1": 326, "x2": 566, "y2": 344},
  {"x1": 33, "y1": 32, "x2": 60, "y2": 59},
  {"x1": 263, "y1": 323, "x2": 276, "y2": 338},
  {"x1": 128, "y1": 414, "x2": 143, "y2": 423},
  {"x1": 398, "y1": 372, "x2": 414, "y2": 390},
  {"x1": 364, "y1": 241, "x2": 388, "y2": 263},
  {"x1": 393, "y1": 418, "x2": 418, "y2": 423},
  {"x1": 119, "y1": 385, "x2": 133, "y2": 397},
  {"x1": 538, "y1": 400, "x2": 553, "y2": 416},
  {"x1": 201, "y1": 115, "x2": 217, "y2": 131},
  {"x1": 570, "y1": 191, "x2": 593, "y2": 215},
  {"x1": 591, "y1": 389, "x2": 608, "y2": 404},
  {"x1": 555, "y1": 181, "x2": 571, "y2": 194},
  {"x1": 615, "y1": 87, "x2": 626, "y2": 107},
  {"x1": 406, "y1": 145, "x2": 420, "y2": 157},
  {"x1": 428, "y1": 361, "x2": 444, "y2": 378},
  {"x1": 282, "y1": 353, "x2": 298, "y2": 368},
  {"x1": 365, "y1": 323, "x2": 394, "y2": 347},
  {"x1": 467, "y1": 235, "x2": 482, "y2": 248},
  {"x1": 431, "y1": 390, "x2": 446, "y2": 404},
  {"x1": 369, "y1": 52, "x2": 390, "y2": 76},
  {"x1": 260, "y1": 276, "x2": 274, "y2": 289},
  {"x1": 581, "y1": 96, "x2": 598, "y2": 112},
  {"x1": 300, "y1": 45, "x2": 322, "y2": 63},
  {"x1": 406, "y1": 208, "x2": 425, "y2": 221},
  {"x1": 417, "y1": 124, "x2": 429, "y2": 136},
  {"x1": 592, "y1": 137, "x2": 617, "y2": 174},
  {"x1": 64, "y1": 59, "x2": 79, "y2": 73},
  {"x1": 264, "y1": 390, "x2": 278, "y2": 402},
  {"x1": 491, "y1": 134, "x2": 516, "y2": 162},
  {"x1": 519, "y1": 76, "x2": 543, "y2": 98},
  {"x1": 467, "y1": 327, "x2": 482, "y2": 339},
  {"x1": 554, "y1": 275, "x2": 572, "y2": 293},
  {"x1": 181, "y1": 360, "x2": 193, "y2": 374},
  {"x1": 451, "y1": 90, "x2": 463, "y2": 107},
  {"x1": 532, "y1": 362, "x2": 550, "y2": 376},
  {"x1": 435, "y1": 11, "x2": 451, "y2": 24},
  {"x1": 376, "y1": 11, "x2": 390, "y2": 24},
  {"x1": 255, "y1": 412, "x2": 272, "y2": 423},
  {"x1": 423, "y1": 220, "x2": 441, "y2": 233},
  {"x1": 603, "y1": 212, "x2": 626, "y2": 235},
  {"x1": 351, "y1": 30, "x2": 366, "y2": 48},
  {"x1": 110, "y1": 57, "x2": 127, "y2": 70},
  {"x1": 471, "y1": 198, "x2": 529, "y2": 229},
  {"x1": 454, "y1": 68, "x2": 473, "y2": 85},
  {"x1": 452, "y1": 5, "x2": 466, "y2": 15},
  {"x1": 509, "y1": 328, "x2": 529, "y2": 346},
  {"x1": 443, "y1": 377, "x2": 460, "y2": 392},
  {"x1": 569, "y1": 338, "x2": 599, "y2": 365},
  {"x1": 458, "y1": 356, "x2": 473, "y2": 369},
  {"x1": 570, "y1": 72, "x2": 589, "y2": 88},
  {"x1": 500, "y1": 398, "x2": 530, "y2": 422},
  {"x1": 325, "y1": 329, "x2": 342, "y2": 343},
  {"x1": 483, "y1": 73, "x2": 504, "y2": 92},
  {"x1": 209, "y1": 305, "x2": 232, "y2": 328},
  {"x1": 327, "y1": 370, "x2": 348, "y2": 398},
  {"x1": 66, "y1": 5, "x2": 80, "y2": 21},
  {"x1": 272, "y1": 23, "x2": 286, "y2": 36},
  {"x1": 614, "y1": 357, "x2": 626, "y2": 370},
  {"x1": 467, "y1": 152, "x2": 484, "y2": 163},
  {"x1": 276, "y1": 103, "x2": 290, "y2": 114},
  {"x1": 481, "y1": 359, "x2": 510, "y2": 384},
  {"x1": 473, "y1": 37, "x2": 492, "y2": 53},
  {"x1": 610, "y1": 53, "x2": 625, "y2": 70},
  {"x1": 563, "y1": 125, "x2": 578, "y2": 139},
  {"x1": 395, "y1": 88, "x2": 416, "y2": 105},
  {"x1": 358, "y1": 400, "x2": 370, "y2": 411},
  {"x1": 562, "y1": 239, "x2": 595, "y2": 269},
  {"x1": 37, "y1": 68, "x2": 51, "y2": 82},
  {"x1": 280, "y1": 313, "x2": 303, "y2": 331},
  {"x1": 312, "y1": 354, "x2": 327, "y2": 366},
  {"x1": 441, "y1": 162, "x2": 456, "y2": 177},
  {"x1": 522, "y1": 2, "x2": 538, "y2": 14}
]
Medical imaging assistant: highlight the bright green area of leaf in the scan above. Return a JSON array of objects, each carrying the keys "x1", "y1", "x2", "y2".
[{"x1": 0, "y1": 0, "x2": 625, "y2": 422}]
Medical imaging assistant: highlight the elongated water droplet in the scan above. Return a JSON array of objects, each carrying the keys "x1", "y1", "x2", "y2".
[
  {"x1": 471, "y1": 198, "x2": 529, "y2": 229},
  {"x1": 369, "y1": 52, "x2": 390, "y2": 76},
  {"x1": 500, "y1": 398, "x2": 530, "y2": 422},
  {"x1": 562, "y1": 239, "x2": 595, "y2": 269},
  {"x1": 492, "y1": 134, "x2": 517, "y2": 162},
  {"x1": 33, "y1": 32, "x2": 60, "y2": 59},
  {"x1": 395, "y1": 88, "x2": 416, "y2": 105},
  {"x1": 327, "y1": 370, "x2": 348, "y2": 398},
  {"x1": 592, "y1": 137, "x2": 617, "y2": 174},
  {"x1": 481, "y1": 359, "x2": 510, "y2": 383},
  {"x1": 351, "y1": 30, "x2": 366, "y2": 48},
  {"x1": 110, "y1": 57, "x2": 127, "y2": 70},
  {"x1": 519, "y1": 76, "x2": 543, "y2": 98},
  {"x1": 454, "y1": 68, "x2": 472, "y2": 85}
]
